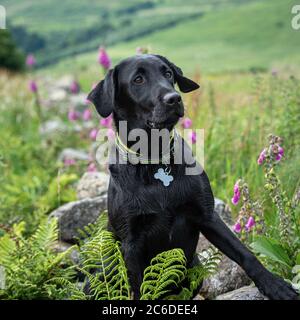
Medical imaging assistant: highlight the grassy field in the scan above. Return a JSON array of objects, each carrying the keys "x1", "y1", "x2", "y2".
[
  {"x1": 5, "y1": 0, "x2": 300, "y2": 71},
  {"x1": 46, "y1": 0, "x2": 300, "y2": 76},
  {"x1": 4, "y1": 0, "x2": 241, "y2": 66},
  {"x1": 0, "y1": 68, "x2": 299, "y2": 230}
]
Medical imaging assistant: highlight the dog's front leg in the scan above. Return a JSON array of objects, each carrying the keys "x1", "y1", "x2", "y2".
[
  {"x1": 121, "y1": 240, "x2": 146, "y2": 300},
  {"x1": 197, "y1": 213, "x2": 298, "y2": 300}
]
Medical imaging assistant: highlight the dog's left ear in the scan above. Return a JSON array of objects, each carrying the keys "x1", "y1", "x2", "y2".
[
  {"x1": 154, "y1": 55, "x2": 199, "y2": 93},
  {"x1": 87, "y1": 68, "x2": 116, "y2": 118}
]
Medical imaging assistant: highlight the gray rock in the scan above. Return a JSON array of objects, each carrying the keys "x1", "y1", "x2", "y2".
[
  {"x1": 196, "y1": 199, "x2": 250, "y2": 299},
  {"x1": 215, "y1": 285, "x2": 267, "y2": 300},
  {"x1": 49, "y1": 195, "x2": 107, "y2": 242},
  {"x1": 55, "y1": 75, "x2": 75, "y2": 91},
  {"x1": 196, "y1": 197, "x2": 232, "y2": 253},
  {"x1": 53, "y1": 241, "x2": 80, "y2": 265},
  {"x1": 214, "y1": 198, "x2": 232, "y2": 225},
  {"x1": 58, "y1": 148, "x2": 90, "y2": 162},
  {"x1": 69, "y1": 93, "x2": 89, "y2": 111},
  {"x1": 199, "y1": 255, "x2": 251, "y2": 299},
  {"x1": 40, "y1": 119, "x2": 68, "y2": 136},
  {"x1": 196, "y1": 233, "x2": 212, "y2": 253},
  {"x1": 76, "y1": 172, "x2": 110, "y2": 200},
  {"x1": 48, "y1": 88, "x2": 68, "y2": 103}
]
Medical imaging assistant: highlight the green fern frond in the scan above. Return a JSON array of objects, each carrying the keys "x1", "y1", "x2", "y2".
[
  {"x1": 0, "y1": 218, "x2": 76, "y2": 300},
  {"x1": 140, "y1": 248, "x2": 187, "y2": 300},
  {"x1": 80, "y1": 230, "x2": 131, "y2": 300},
  {"x1": 77, "y1": 211, "x2": 108, "y2": 245},
  {"x1": 0, "y1": 234, "x2": 16, "y2": 266},
  {"x1": 48, "y1": 277, "x2": 87, "y2": 300},
  {"x1": 30, "y1": 218, "x2": 58, "y2": 249},
  {"x1": 166, "y1": 247, "x2": 221, "y2": 300}
]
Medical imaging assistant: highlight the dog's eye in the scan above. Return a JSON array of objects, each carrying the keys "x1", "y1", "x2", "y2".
[
  {"x1": 133, "y1": 75, "x2": 144, "y2": 84},
  {"x1": 165, "y1": 71, "x2": 172, "y2": 78}
]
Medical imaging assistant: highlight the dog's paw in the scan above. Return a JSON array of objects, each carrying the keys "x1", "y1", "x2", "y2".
[{"x1": 256, "y1": 273, "x2": 299, "y2": 300}]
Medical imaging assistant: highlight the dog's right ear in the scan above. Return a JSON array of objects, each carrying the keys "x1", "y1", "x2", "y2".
[{"x1": 87, "y1": 69, "x2": 116, "y2": 118}]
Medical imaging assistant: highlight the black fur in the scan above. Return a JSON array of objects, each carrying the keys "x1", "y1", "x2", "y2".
[{"x1": 88, "y1": 54, "x2": 298, "y2": 300}]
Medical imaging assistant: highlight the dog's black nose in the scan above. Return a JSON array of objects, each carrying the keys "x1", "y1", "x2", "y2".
[{"x1": 163, "y1": 92, "x2": 182, "y2": 105}]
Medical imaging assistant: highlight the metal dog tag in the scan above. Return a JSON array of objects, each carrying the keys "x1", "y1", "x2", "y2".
[{"x1": 154, "y1": 168, "x2": 174, "y2": 187}]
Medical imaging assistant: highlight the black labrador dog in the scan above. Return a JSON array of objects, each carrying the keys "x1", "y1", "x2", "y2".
[{"x1": 88, "y1": 54, "x2": 298, "y2": 300}]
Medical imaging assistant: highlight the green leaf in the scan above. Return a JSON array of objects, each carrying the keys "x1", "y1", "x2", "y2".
[
  {"x1": 296, "y1": 252, "x2": 300, "y2": 265},
  {"x1": 140, "y1": 249, "x2": 187, "y2": 300},
  {"x1": 250, "y1": 236, "x2": 292, "y2": 268}
]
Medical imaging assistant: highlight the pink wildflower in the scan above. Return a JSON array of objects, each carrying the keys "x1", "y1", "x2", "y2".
[
  {"x1": 231, "y1": 192, "x2": 240, "y2": 205},
  {"x1": 64, "y1": 158, "x2": 76, "y2": 166},
  {"x1": 278, "y1": 146, "x2": 284, "y2": 155},
  {"x1": 234, "y1": 182, "x2": 239, "y2": 194},
  {"x1": 276, "y1": 146, "x2": 284, "y2": 161},
  {"x1": 89, "y1": 128, "x2": 98, "y2": 140},
  {"x1": 70, "y1": 80, "x2": 80, "y2": 94},
  {"x1": 233, "y1": 222, "x2": 242, "y2": 233},
  {"x1": 98, "y1": 47, "x2": 111, "y2": 70},
  {"x1": 87, "y1": 162, "x2": 97, "y2": 172},
  {"x1": 28, "y1": 80, "x2": 38, "y2": 93},
  {"x1": 136, "y1": 47, "x2": 149, "y2": 54},
  {"x1": 181, "y1": 118, "x2": 192, "y2": 129},
  {"x1": 106, "y1": 128, "x2": 115, "y2": 141},
  {"x1": 68, "y1": 109, "x2": 80, "y2": 121},
  {"x1": 82, "y1": 108, "x2": 92, "y2": 121},
  {"x1": 100, "y1": 115, "x2": 113, "y2": 128},
  {"x1": 26, "y1": 54, "x2": 36, "y2": 67},
  {"x1": 245, "y1": 216, "x2": 255, "y2": 231},
  {"x1": 188, "y1": 131, "x2": 197, "y2": 144},
  {"x1": 257, "y1": 149, "x2": 266, "y2": 165},
  {"x1": 231, "y1": 181, "x2": 241, "y2": 205}
]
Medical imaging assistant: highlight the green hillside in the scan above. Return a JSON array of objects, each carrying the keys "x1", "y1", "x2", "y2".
[
  {"x1": 4, "y1": 0, "x2": 258, "y2": 66},
  {"x1": 47, "y1": 0, "x2": 300, "y2": 76}
]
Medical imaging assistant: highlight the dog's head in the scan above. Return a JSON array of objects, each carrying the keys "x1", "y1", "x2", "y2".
[{"x1": 88, "y1": 54, "x2": 199, "y2": 131}]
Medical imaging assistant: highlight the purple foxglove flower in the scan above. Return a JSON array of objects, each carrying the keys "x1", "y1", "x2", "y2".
[
  {"x1": 234, "y1": 182, "x2": 239, "y2": 194},
  {"x1": 98, "y1": 47, "x2": 111, "y2": 70},
  {"x1": 26, "y1": 54, "x2": 36, "y2": 67},
  {"x1": 68, "y1": 109, "x2": 80, "y2": 121},
  {"x1": 181, "y1": 118, "x2": 192, "y2": 129},
  {"x1": 231, "y1": 191, "x2": 240, "y2": 205},
  {"x1": 64, "y1": 158, "x2": 76, "y2": 166},
  {"x1": 100, "y1": 115, "x2": 113, "y2": 128},
  {"x1": 70, "y1": 80, "x2": 80, "y2": 94},
  {"x1": 245, "y1": 216, "x2": 255, "y2": 231},
  {"x1": 233, "y1": 222, "x2": 242, "y2": 233},
  {"x1": 188, "y1": 131, "x2": 197, "y2": 144},
  {"x1": 82, "y1": 108, "x2": 92, "y2": 121},
  {"x1": 257, "y1": 149, "x2": 266, "y2": 165},
  {"x1": 89, "y1": 128, "x2": 98, "y2": 140},
  {"x1": 28, "y1": 80, "x2": 38, "y2": 93},
  {"x1": 276, "y1": 153, "x2": 283, "y2": 161},
  {"x1": 87, "y1": 162, "x2": 97, "y2": 172},
  {"x1": 278, "y1": 146, "x2": 284, "y2": 155},
  {"x1": 106, "y1": 128, "x2": 115, "y2": 141}
]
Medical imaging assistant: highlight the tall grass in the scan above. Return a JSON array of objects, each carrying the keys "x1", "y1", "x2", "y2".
[{"x1": 0, "y1": 69, "x2": 299, "y2": 232}]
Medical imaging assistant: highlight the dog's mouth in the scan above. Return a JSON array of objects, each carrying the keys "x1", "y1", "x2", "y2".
[
  {"x1": 146, "y1": 118, "x2": 178, "y2": 130},
  {"x1": 147, "y1": 120, "x2": 165, "y2": 129}
]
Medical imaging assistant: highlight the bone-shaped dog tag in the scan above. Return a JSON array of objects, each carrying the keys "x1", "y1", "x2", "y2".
[{"x1": 154, "y1": 168, "x2": 174, "y2": 187}]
